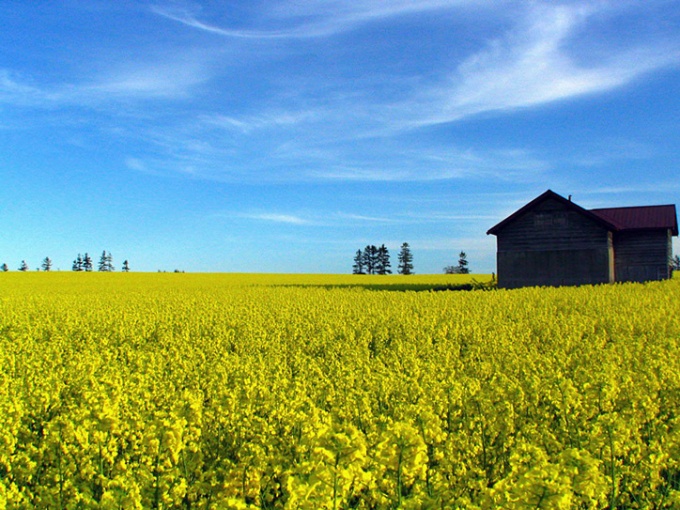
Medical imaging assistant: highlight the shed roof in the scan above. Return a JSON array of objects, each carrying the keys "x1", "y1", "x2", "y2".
[
  {"x1": 590, "y1": 205, "x2": 678, "y2": 236},
  {"x1": 486, "y1": 190, "x2": 617, "y2": 235},
  {"x1": 487, "y1": 190, "x2": 679, "y2": 236}
]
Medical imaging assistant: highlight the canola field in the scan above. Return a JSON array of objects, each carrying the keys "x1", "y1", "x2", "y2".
[{"x1": 1, "y1": 272, "x2": 679, "y2": 509}]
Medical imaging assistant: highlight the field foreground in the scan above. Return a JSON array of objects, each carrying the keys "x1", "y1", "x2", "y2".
[{"x1": 1, "y1": 273, "x2": 679, "y2": 508}]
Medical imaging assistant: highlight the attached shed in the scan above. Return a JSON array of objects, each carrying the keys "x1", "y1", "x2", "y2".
[{"x1": 487, "y1": 190, "x2": 678, "y2": 289}]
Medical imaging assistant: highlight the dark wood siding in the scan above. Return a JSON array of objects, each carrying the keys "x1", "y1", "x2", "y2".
[
  {"x1": 614, "y1": 229, "x2": 672, "y2": 282},
  {"x1": 495, "y1": 198, "x2": 612, "y2": 288}
]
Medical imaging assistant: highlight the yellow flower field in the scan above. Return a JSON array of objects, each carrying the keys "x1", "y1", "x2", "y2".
[{"x1": 1, "y1": 272, "x2": 679, "y2": 508}]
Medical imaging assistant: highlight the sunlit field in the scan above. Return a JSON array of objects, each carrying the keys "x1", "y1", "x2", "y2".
[{"x1": 1, "y1": 272, "x2": 679, "y2": 508}]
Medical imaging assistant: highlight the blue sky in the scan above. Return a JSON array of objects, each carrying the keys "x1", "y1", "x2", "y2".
[{"x1": 1, "y1": 1, "x2": 679, "y2": 273}]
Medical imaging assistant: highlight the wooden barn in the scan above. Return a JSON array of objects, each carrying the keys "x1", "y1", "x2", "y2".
[{"x1": 487, "y1": 190, "x2": 678, "y2": 289}]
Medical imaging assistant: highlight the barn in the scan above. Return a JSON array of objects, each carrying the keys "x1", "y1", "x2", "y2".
[{"x1": 487, "y1": 190, "x2": 678, "y2": 289}]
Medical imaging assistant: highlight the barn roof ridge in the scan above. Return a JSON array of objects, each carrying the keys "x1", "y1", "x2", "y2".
[
  {"x1": 487, "y1": 189, "x2": 678, "y2": 236},
  {"x1": 486, "y1": 189, "x2": 617, "y2": 235}
]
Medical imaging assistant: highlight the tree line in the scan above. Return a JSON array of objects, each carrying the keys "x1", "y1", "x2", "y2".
[
  {"x1": 1, "y1": 251, "x2": 130, "y2": 272},
  {"x1": 351, "y1": 245, "x2": 475, "y2": 275},
  {"x1": 352, "y1": 243, "x2": 414, "y2": 275}
]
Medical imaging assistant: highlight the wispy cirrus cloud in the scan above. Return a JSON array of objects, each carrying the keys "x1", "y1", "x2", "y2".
[
  {"x1": 152, "y1": 0, "x2": 482, "y2": 39},
  {"x1": 239, "y1": 213, "x2": 312, "y2": 225},
  {"x1": 5, "y1": 1, "x2": 679, "y2": 188},
  {"x1": 0, "y1": 54, "x2": 210, "y2": 110},
  {"x1": 407, "y1": 3, "x2": 680, "y2": 125}
]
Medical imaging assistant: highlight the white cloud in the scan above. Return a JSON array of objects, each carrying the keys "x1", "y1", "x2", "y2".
[
  {"x1": 407, "y1": 3, "x2": 680, "y2": 125},
  {"x1": 83, "y1": 60, "x2": 209, "y2": 99},
  {"x1": 124, "y1": 157, "x2": 147, "y2": 172},
  {"x1": 152, "y1": 0, "x2": 483, "y2": 39},
  {"x1": 200, "y1": 111, "x2": 321, "y2": 134},
  {"x1": 241, "y1": 213, "x2": 312, "y2": 225},
  {"x1": 0, "y1": 53, "x2": 210, "y2": 109},
  {"x1": 335, "y1": 213, "x2": 395, "y2": 223}
]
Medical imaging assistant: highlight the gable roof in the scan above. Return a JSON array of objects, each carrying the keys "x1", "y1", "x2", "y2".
[
  {"x1": 487, "y1": 190, "x2": 679, "y2": 236},
  {"x1": 591, "y1": 205, "x2": 678, "y2": 235},
  {"x1": 486, "y1": 190, "x2": 617, "y2": 235}
]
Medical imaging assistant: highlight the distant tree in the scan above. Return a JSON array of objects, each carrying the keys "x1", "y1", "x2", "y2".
[
  {"x1": 444, "y1": 251, "x2": 470, "y2": 274},
  {"x1": 19, "y1": 260, "x2": 28, "y2": 272},
  {"x1": 1, "y1": 263, "x2": 8, "y2": 272},
  {"x1": 376, "y1": 244, "x2": 392, "y2": 275},
  {"x1": 98, "y1": 251, "x2": 107, "y2": 271},
  {"x1": 397, "y1": 242, "x2": 414, "y2": 275},
  {"x1": 671, "y1": 254, "x2": 680, "y2": 273},
  {"x1": 41, "y1": 257, "x2": 52, "y2": 272},
  {"x1": 83, "y1": 253, "x2": 93, "y2": 272},
  {"x1": 352, "y1": 250, "x2": 365, "y2": 274},
  {"x1": 72, "y1": 254, "x2": 83, "y2": 271},
  {"x1": 122, "y1": 260, "x2": 130, "y2": 272},
  {"x1": 98, "y1": 251, "x2": 114, "y2": 272},
  {"x1": 362, "y1": 245, "x2": 379, "y2": 275},
  {"x1": 457, "y1": 251, "x2": 469, "y2": 274}
]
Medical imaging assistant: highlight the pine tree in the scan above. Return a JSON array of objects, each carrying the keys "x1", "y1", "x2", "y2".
[
  {"x1": 19, "y1": 260, "x2": 28, "y2": 272},
  {"x1": 1, "y1": 263, "x2": 8, "y2": 272},
  {"x1": 122, "y1": 260, "x2": 130, "y2": 272},
  {"x1": 41, "y1": 257, "x2": 52, "y2": 272},
  {"x1": 352, "y1": 250, "x2": 365, "y2": 274},
  {"x1": 376, "y1": 244, "x2": 392, "y2": 275},
  {"x1": 98, "y1": 251, "x2": 114, "y2": 272},
  {"x1": 397, "y1": 242, "x2": 414, "y2": 275},
  {"x1": 363, "y1": 245, "x2": 379, "y2": 275},
  {"x1": 671, "y1": 255, "x2": 680, "y2": 273},
  {"x1": 72, "y1": 254, "x2": 83, "y2": 271},
  {"x1": 457, "y1": 251, "x2": 469, "y2": 274},
  {"x1": 83, "y1": 253, "x2": 93, "y2": 272}
]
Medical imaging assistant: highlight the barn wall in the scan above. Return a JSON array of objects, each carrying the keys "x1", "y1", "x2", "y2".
[
  {"x1": 614, "y1": 229, "x2": 672, "y2": 282},
  {"x1": 495, "y1": 198, "x2": 612, "y2": 288}
]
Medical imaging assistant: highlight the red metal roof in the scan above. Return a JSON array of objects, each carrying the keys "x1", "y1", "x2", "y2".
[{"x1": 590, "y1": 205, "x2": 678, "y2": 235}]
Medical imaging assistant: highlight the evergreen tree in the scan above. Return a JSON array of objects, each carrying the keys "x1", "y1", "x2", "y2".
[
  {"x1": 671, "y1": 254, "x2": 680, "y2": 273},
  {"x1": 376, "y1": 244, "x2": 392, "y2": 275},
  {"x1": 122, "y1": 260, "x2": 130, "y2": 272},
  {"x1": 352, "y1": 250, "x2": 365, "y2": 274},
  {"x1": 98, "y1": 251, "x2": 107, "y2": 271},
  {"x1": 1, "y1": 263, "x2": 8, "y2": 272},
  {"x1": 83, "y1": 253, "x2": 93, "y2": 272},
  {"x1": 362, "y1": 245, "x2": 379, "y2": 275},
  {"x1": 98, "y1": 251, "x2": 114, "y2": 272},
  {"x1": 19, "y1": 260, "x2": 28, "y2": 272},
  {"x1": 72, "y1": 254, "x2": 83, "y2": 271},
  {"x1": 457, "y1": 251, "x2": 469, "y2": 274},
  {"x1": 41, "y1": 257, "x2": 52, "y2": 272},
  {"x1": 444, "y1": 251, "x2": 470, "y2": 274},
  {"x1": 397, "y1": 242, "x2": 414, "y2": 275}
]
